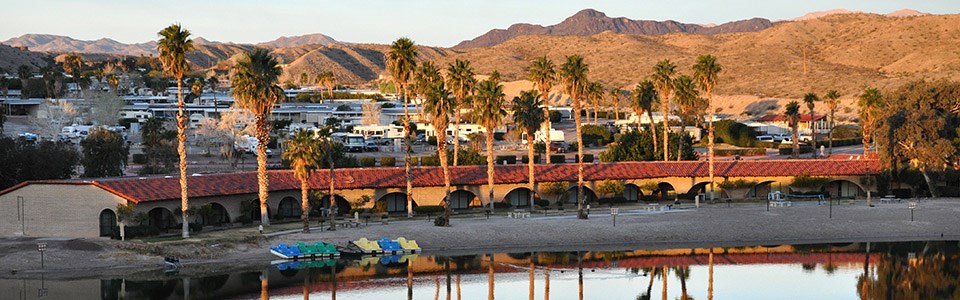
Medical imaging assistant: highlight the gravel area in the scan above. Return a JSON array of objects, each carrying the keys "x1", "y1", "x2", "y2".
[{"x1": 2, "y1": 198, "x2": 958, "y2": 279}]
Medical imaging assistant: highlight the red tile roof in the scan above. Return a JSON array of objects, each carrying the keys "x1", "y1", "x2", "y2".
[{"x1": 0, "y1": 160, "x2": 879, "y2": 203}]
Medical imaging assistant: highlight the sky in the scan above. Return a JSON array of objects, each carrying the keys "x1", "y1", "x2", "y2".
[{"x1": 1, "y1": 0, "x2": 958, "y2": 47}]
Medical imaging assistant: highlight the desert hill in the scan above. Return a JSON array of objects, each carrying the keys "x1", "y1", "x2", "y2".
[
  {"x1": 256, "y1": 33, "x2": 339, "y2": 48},
  {"x1": 3, "y1": 34, "x2": 156, "y2": 56},
  {"x1": 453, "y1": 8, "x2": 775, "y2": 49},
  {"x1": 0, "y1": 43, "x2": 49, "y2": 73}
]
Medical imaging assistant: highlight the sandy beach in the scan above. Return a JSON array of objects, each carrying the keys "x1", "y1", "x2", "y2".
[{"x1": 2, "y1": 198, "x2": 958, "y2": 279}]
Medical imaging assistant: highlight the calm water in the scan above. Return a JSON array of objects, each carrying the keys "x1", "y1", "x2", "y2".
[{"x1": 3, "y1": 241, "x2": 958, "y2": 300}]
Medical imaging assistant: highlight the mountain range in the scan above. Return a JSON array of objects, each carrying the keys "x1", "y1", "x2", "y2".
[{"x1": 1, "y1": 33, "x2": 339, "y2": 57}]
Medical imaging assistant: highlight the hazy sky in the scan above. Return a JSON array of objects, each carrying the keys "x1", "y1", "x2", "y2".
[{"x1": 2, "y1": 0, "x2": 957, "y2": 47}]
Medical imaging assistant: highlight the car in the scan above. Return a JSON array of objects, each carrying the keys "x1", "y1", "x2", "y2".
[
  {"x1": 549, "y1": 141, "x2": 568, "y2": 153},
  {"x1": 756, "y1": 135, "x2": 775, "y2": 142},
  {"x1": 364, "y1": 141, "x2": 379, "y2": 152}
]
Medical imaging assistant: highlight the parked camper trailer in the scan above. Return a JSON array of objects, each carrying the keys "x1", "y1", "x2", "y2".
[{"x1": 331, "y1": 132, "x2": 366, "y2": 152}]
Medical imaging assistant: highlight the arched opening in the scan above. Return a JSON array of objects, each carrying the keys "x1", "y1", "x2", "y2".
[
  {"x1": 321, "y1": 195, "x2": 351, "y2": 216},
  {"x1": 566, "y1": 186, "x2": 597, "y2": 204},
  {"x1": 204, "y1": 203, "x2": 230, "y2": 226},
  {"x1": 624, "y1": 184, "x2": 642, "y2": 202},
  {"x1": 244, "y1": 199, "x2": 272, "y2": 223},
  {"x1": 827, "y1": 180, "x2": 866, "y2": 199},
  {"x1": 683, "y1": 182, "x2": 712, "y2": 200},
  {"x1": 655, "y1": 183, "x2": 676, "y2": 201},
  {"x1": 277, "y1": 197, "x2": 302, "y2": 220},
  {"x1": 747, "y1": 181, "x2": 777, "y2": 198},
  {"x1": 147, "y1": 207, "x2": 177, "y2": 232},
  {"x1": 448, "y1": 190, "x2": 478, "y2": 210},
  {"x1": 504, "y1": 188, "x2": 532, "y2": 208},
  {"x1": 99, "y1": 209, "x2": 117, "y2": 237},
  {"x1": 378, "y1": 192, "x2": 416, "y2": 214}
]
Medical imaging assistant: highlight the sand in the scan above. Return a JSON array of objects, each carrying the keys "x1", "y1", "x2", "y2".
[{"x1": 2, "y1": 198, "x2": 958, "y2": 280}]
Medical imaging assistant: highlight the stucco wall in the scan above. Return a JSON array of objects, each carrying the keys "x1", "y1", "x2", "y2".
[{"x1": 0, "y1": 184, "x2": 126, "y2": 238}]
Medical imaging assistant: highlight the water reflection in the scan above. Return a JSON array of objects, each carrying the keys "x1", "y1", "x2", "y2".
[{"x1": 2, "y1": 241, "x2": 958, "y2": 299}]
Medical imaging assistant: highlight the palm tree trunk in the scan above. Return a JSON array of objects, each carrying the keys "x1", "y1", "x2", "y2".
[
  {"x1": 677, "y1": 120, "x2": 685, "y2": 161},
  {"x1": 260, "y1": 269, "x2": 269, "y2": 300},
  {"x1": 662, "y1": 100, "x2": 670, "y2": 161},
  {"x1": 486, "y1": 130, "x2": 495, "y2": 211},
  {"x1": 661, "y1": 266, "x2": 668, "y2": 300},
  {"x1": 403, "y1": 85, "x2": 414, "y2": 218},
  {"x1": 301, "y1": 180, "x2": 310, "y2": 233},
  {"x1": 408, "y1": 259, "x2": 414, "y2": 300},
  {"x1": 256, "y1": 115, "x2": 271, "y2": 225},
  {"x1": 542, "y1": 105, "x2": 551, "y2": 164},
  {"x1": 176, "y1": 78, "x2": 190, "y2": 238},
  {"x1": 708, "y1": 94, "x2": 715, "y2": 206},
  {"x1": 828, "y1": 110, "x2": 835, "y2": 155},
  {"x1": 792, "y1": 122, "x2": 800, "y2": 159},
  {"x1": 487, "y1": 255, "x2": 495, "y2": 300},
  {"x1": 811, "y1": 111, "x2": 817, "y2": 158},
  {"x1": 453, "y1": 108, "x2": 461, "y2": 166},
  {"x1": 328, "y1": 156, "x2": 337, "y2": 231},
  {"x1": 573, "y1": 93, "x2": 586, "y2": 219},
  {"x1": 529, "y1": 261, "x2": 535, "y2": 300},
  {"x1": 527, "y1": 133, "x2": 536, "y2": 209},
  {"x1": 921, "y1": 167, "x2": 938, "y2": 197},
  {"x1": 648, "y1": 109, "x2": 658, "y2": 150},
  {"x1": 708, "y1": 249, "x2": 714, "y2": 300},
  {"x1": 438, "y1": 136, "x2": 451, "y2": 226},
  {"x1": 593, "y1": 98, "x2": 599, "y2": 125},
  {"x1": 614, "y1": 101, "x2": 620, "y2": 121},
  {"x1": 545, "y1": 267, "x2": 550, "y2": 300}
]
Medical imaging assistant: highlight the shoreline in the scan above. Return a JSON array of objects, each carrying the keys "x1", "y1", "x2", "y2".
[{"x1": 2, "y1": 199, "x2": 958, "y2": 280}]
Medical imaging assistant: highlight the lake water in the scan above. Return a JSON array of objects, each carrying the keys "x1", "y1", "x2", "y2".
[{"x1": 3, "y1": 241, "x2": 958, "y2": 299}]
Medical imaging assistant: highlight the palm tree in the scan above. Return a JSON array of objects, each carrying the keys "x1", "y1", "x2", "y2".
[
  {"x1": 315, "y1": 71, "x2": 335, "y2": 100},
  {"x1": 652, "y1": 60, "x2": 677, "y2": 161},
  {"x1": 803, "y1": 92, "x2": 819, "y2": 158},
  {"x1": 474, "y1": 79, "x2": 506, "y2": 211},
  {"x1": 610, "y1": 87, "x2": 622, "y2": 121},
  {"x1": 231, "y1": 48, "x2": 286, "y2": 226},
  {"x1": 559, "y1": 54, "x2": 589, "y2": 220},
  {"x1": 588, "y1": 81, "x2": 604, "y2": 125},
  {"x1": 283, "y1": 129, "x2": 320, "y2": 233},
  {"x1": 424, "y1": 81, "x2": 453, "y2": 225},
  {"x1": 387, "y1": 37, "x2": 418, "y2": 218},
  {"x1": 785, "y1": 101, "x2": 801, "y2": 158},
  {"x1": 63, "y1": 54, "x2": 84, "y2": 97},
  {"x1": 207, "y1": 76, "x2": 219, "y2": 113},
  {"x1": 317, "y1": 132, "x2": 339, "y2": 230},
  {"x1": 673, "y1": 75, "x2": 700, "y2": 161},
  {"x1": 512, "y1": 90, "x2": 546, "y2": 209},
  {"x1": 157, "y1": 23, "x2": 195, "y2": 238},
  {"x1": 18, "y1": 65, "x2": 31, "y2": 99},
  {"x1": 633, "y1": 80, "x2": 659, "y2": 150},
  {"x1": 190, "y1": 79, "x2": 204, "y2": 104},
  {"x1": 823, "y1": 90, "x2": 840, "y2": 155},
  {"x1": 858, "y1": 88, "x2": 882, "y2": 157},
  {"x1": 693, "y1": 54, "x2": 722, "y2": 205},
  {"x1": 105, "y1": 74, "x2": 120, "y2": 95},
  {"x1": 445, "y1": 59, "x2": 477, "y2": 167},
  {"x1": 528, "y1": 56, "x2": 556, "y2": 162}
]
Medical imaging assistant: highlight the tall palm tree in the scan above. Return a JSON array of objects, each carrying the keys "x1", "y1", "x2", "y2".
[
  {"x1": 445, "y1": 59, "x2": 477, "y2": 166},
  {"x1": 528, "y1": 56, "x2": 556, "y2": 162},
  {"x1": 315, "y1": 71, "x2": 335, "y2": 100},
  {"x1": 673, "y1": 75, "x2": 700, "y2": 161},
  {"x1": 559, "y1": 54, "x2": 589, "y2": 220},
  {"x1": 207, "y1": 76, "x2": 219, "y2": 113},
  {"x1": 157, "y1": 23, "x2": 195, "y2": 238},
  {"x1": 858, "y1": 88, "x2": 882, "y2": 157},
  {"x1": 317, "y1": 132, "x2": 339, "y2": 230},
  {"x1": 610, "y1": 87, "x2": 622, "y2": 121},
  {"x1": 785, "y1": 101, "x2": 801, "y2": 159},
  {"x1": 414, "y1": 61, "x2": 442, "y2": 109},
  {"x1": 387, "y1": 37, "x2": 418, "y2": 218},
  {"x1": 512, "y1": 90, "x2": 546, "y2": 209},
  {"x1": 588, "y1": 81, "x2": 604, "y2": 125},
  {"x1": 633, "y1": 80, "x2": 659, "y2": 150},
  {"x1": 63, "y1": 54, "x2": 84, "y2": 97},
  {"x1": 803, "y1": 92, "x2": 819, "y2": 158},
  {"x1": 231, "y1": 48, "x2": 286, "y2": 226},
  {"x1": 190, "y1": 79, "x2": 204, "y2": 104},
  {"x1": 652, "y1": 60, "x2": 677, "y2": 161},
  {"x1": 283, "y1": 129, "x2": 319, "y2": 233},
  {"x1": 693, "y1": 54, "x2": 722, "y2": 205},
  {"x1": 823, "y1": 90, "x2": 840, "y2": 155},
  {"x1": 474, "y1": 79, "x2": 506, "y2": 211},
  {"x1": 424, "y1": 81, "x2": 453, "y2": 225}
]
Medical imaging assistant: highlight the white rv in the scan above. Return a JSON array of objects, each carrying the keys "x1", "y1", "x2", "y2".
[{"x1": 331, "y1": 132, "x2": 366, "y2": 152}]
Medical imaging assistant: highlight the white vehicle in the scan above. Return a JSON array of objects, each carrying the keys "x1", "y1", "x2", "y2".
[
  {"x1": 756, "y1": 135, "x2": 775, "y2": 142},
  {"x1": 352, "y1": 124, "x2": 404, "y2": 139},
  {"x1": 235, "y1": 135, "x2": 273, "y2": 156},
  {"x1": 331, "y1": 132, "x2": 365, "y2": 152},
  {"x1": 60, "y1": 126, "x2": 80, "y2": 139},
  {"x1": 780, "y1": 135, "x2": 812, "y2": 144},
  {"x1": 521, "y1": 129, "x2": 566, "y2": 144}
]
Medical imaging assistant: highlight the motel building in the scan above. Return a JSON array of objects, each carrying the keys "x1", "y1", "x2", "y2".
[{"x1": 0, "y1": 160, "x2": 876, "y2": 239}]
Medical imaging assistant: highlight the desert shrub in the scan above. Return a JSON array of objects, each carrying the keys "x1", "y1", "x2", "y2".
[
  {"x1": 495, "y1": 155, "x2": 517, "y2": 164},
  {"x1": 420, "y1": 156, "x2": 440, "y2": 166},
  {"x1": 830, "y1": 125, "x2": 860, "y2": 139},
  {"x1": 713, "y1": 120, "x2": 757, "y2": 147},
  {"x1": 433, "y1": 216, "x2": 448, "y2": 226},
  {"x1": 380, "y1": 156, "x2": 396, "y2": 166},
  {"x1": 581, "y1": 125, "x2": 613, "y2": 146},
  {"x1": 549, "y1": 111, "x2": 562, "y2": 123},
  {"x1": 717, "y1": 179, "x2": 758, "y2": 190},
  {"x1": 755, "y1": 141, "x2": 776, "y2": 149},
  {"x1": 359, "y1": 157, "x2": 376, "y2": 167},
  {"x1": 791, "y1": 174, "x2": 831, "y2": 188}
]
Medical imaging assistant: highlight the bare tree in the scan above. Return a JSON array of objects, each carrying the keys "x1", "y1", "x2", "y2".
[
  {"x1": 86, "y1": 91, "x2": 126, "y2": 126},
  {"x1": 361, "y1": 100, "x2": 382, "y2": 125}
]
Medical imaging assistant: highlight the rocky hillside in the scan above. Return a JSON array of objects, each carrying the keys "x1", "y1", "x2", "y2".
[
  {"x1": 256, "y1": 33, "x2": 339, "y2": 48},
  {"x1": 3, "y1": 34, "x2": 156, "y2": 56},
  {"x1": 0, "y1": 44, "x2": 49, "y2": 73},
  {"x1": 452, "y1": 9, "x2": 775, "y2": 49}
]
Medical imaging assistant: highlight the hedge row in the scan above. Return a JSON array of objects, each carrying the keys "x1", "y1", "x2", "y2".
[{"x1": 714, "y1": 148, "x2": 767, "y2": 156}]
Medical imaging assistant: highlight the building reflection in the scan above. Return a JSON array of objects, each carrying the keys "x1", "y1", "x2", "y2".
[{"x1": 3, "y1": 242, "x2": 957, "y2": 299}]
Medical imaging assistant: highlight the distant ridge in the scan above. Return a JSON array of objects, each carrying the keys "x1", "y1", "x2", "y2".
[
  {"x1": 256, "y1": 33, "x2": 339, "y2": 48},
  {"x1": 2, "y1": 34, "x2": 156, "y2": 55},
  {"x1": 453, "y1": 9, "x2": 775, "y2": 49}
]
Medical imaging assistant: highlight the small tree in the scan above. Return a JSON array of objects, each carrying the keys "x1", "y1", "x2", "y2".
[
  {"x1": 541, "y1": 181, "x2": 569, "y2": 208},
  {"x1": 595, "y1": 179, "x2": 625, "y2": 201},
  {"x1": 81, "y1": 128, "x2": 129, "y2": 178}
]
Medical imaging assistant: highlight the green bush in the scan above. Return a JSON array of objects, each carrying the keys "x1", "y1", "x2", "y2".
[
  {"x1": 115, "y1": 225, "x2": 161, "y2": 239},
  {"x1": 549, "y1": 111, "x2": 561, "y2": 123},
  {"x1": 778, "y1": 144, "x2": 813, "y2": 155},
  {"x1": 567, "y1": 142, "x2": 578, "y2": 152},
  {"x1": 189, "y1": 223, "x2": 203, "y2": 232},
  {"x1": 597, "y1": 196, "x2": 629, "y2": 205},
  {"x1": 535, "y1": 199, "x2": 551, "y2": 208},
  {"x1": 575, "y1": 154, "x2": 594, "y2": 163},
  {"x1": 580, "y1": 125, "x2": 613, "y2": 146},
  {"x1": 380, "y1": 156, "x2": 396, "y2": 166},
  {"x1": 521, "y1": 155, "x2": 541, "y2": 164},
  {"x1": 533, "y1": 142, "x2": 546, "y2": 154},
  {"x1": 420, "y1": 156, "x2": 440, "y2": 166},
  {"x1": 493, "y1": 202, "x2": 513, "y2": 209},
  {"x1": 359, "y1": 157, "x2": 376, "y2": 167},
  {"x1": 755, "y1": 141, "x2": 776, "y2": 149},
  {"x1": 830, "y1": 125, "x2": 860, "y2": 139},
  {"x1": 495, "y1": 155, "x2": 517, "y2": 164},
  {"x1": 550, "y1": 155, "x2": 566, "y2": 164},
  {"x1": 493, "y1": 132, "x2": 505, "y2": 141},
  {"x1": 827, "y1": 138, "x2": 863, "y2": 147},
  {"x1": 791, "y1": 174, "x2": 831, "y2": 188},
  {"x1": 714, "y1": 148, "x2": 767, "y2": 156},
  {"x1": 717, "y1": 179, "x2": 758, "y2": 190},
  {"x1": 236, "y1": 215, "x2": 252, "y2": 225},
  {"x1": 414, "y1": 205, "x2": 445, "y2": 214},
  {"x1": 713, "y1": 120, "x2": 757, "y2": 147},
  {"x1": 434, "y1": 216, "x2": 448, "y2": 226},
  {"x1": 131, "y1": 153, "x2": 147, "y2": 164}
]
